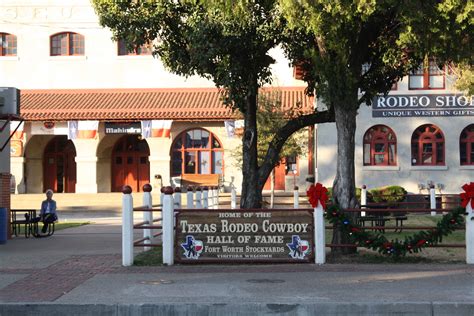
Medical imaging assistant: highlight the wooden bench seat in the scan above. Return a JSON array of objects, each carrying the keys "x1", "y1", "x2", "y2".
[{"x1": 181, "y1": 174, "x2": 220, "y2": 189}]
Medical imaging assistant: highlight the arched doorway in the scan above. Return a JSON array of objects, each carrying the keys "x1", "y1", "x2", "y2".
[
  {"x1": 112, "y1": 135, "x2": 150, "y2": 192},
  {"x1": 43, "y1": 136, "x2": 76, "y2": 193}
]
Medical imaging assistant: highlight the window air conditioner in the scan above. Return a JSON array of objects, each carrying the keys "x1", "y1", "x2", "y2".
[{"x1": 0, "y1": 87, "x2": 20, "y2": 115}]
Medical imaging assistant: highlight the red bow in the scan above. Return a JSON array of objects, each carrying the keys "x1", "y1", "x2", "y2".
[
  {"x1": 307, "y1": 183, "x2": 329, "y2": 209},
  {"x1": 460, "y1": 182, "x2": 474, "y2": 209}
]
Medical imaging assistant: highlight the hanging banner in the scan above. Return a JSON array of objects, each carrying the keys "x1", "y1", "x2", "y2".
[
  {"x1": 77, "y1": 121, "x2": 99, "y2": 139},
  {"x1": 372, "y1": 94, "x2": 474, "y2": 117},
  {"x1": 67, "y1": 121, "x2": 78, "y2": 140},
  {"x1": 175, "y1": 209, "x2": 314, "y2": 263},
  {"x1": 224, "y1": 120, "x2": 235, "y2": 137},
  {"x1": 30, "y1": 122, "x2": 68, "y2": 135},
  {"x1": 151, "y1": 120, "x2": 172, "y2": 138},
  {"x1": 105, "y1": 122, "x2": 141, "y2": 134},
  {"x1": 141, "y1": 120, "x2": 152, "y2": 139},
  {"x1": 10, "y1": 121, "x2": 24, "y2": 140}
]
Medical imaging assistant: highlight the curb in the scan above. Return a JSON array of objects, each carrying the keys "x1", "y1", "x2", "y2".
[{"x1": 1, "y1": 302, "x2": 474, "y2": 316}]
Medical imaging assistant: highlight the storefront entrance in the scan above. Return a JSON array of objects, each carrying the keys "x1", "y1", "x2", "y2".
[
  {"x1": 112, "y1": 135, "x2": 150, "y2": 192},
  {"x1": 43, "y1": 136, "x2": 76, "y2": 193},
  {"x1": 263, "y1": 156, "x2": 298, "y2": 191}
]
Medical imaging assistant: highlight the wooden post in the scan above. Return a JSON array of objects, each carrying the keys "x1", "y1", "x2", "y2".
[
  {"x1": 195, "y1": 187, "x2": 202, "y2": 208},
  {"x1": 162, "y1": 186, "x2": 175, "y2": 265},
  {"x1": 293, "y1": 186, "x2": 299, "y2": 209},
  {"x1": 231, "y1": 187, "x2": 237, "y2": 209},
  {"x1": 186, "y1": 186, "x2": 194, "y2": 209},
  {"x1": 142, "y1": 184, "x2": 153, "y2": 252},
  {"x1": 122, "y1": 185, "x2": 134, "y2": 267},
  {"x1": 467, "y1": 202, "x2": 474, "y2": 264},
  {"x1": 314, "y1": 203, "x2": 325, "y2": 264},
  {"x1": 361, "y1": 185, "x2": 367, "y2": 217},
  {"x1": 430, "y1": 185, "x2": 436, "y2": 216}
]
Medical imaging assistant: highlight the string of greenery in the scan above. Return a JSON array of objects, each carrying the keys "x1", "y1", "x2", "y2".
[{"x1": 326, "y1": 205, "x2": 466, "y2": 257}]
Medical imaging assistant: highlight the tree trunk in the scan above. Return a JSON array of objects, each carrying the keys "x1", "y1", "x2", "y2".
[
  {"x1": 331, "y1": 104, "x2": 359, "y2": 255},
  {"x1": 240, "y1": 87, "x2": 262, "y2": 209}
]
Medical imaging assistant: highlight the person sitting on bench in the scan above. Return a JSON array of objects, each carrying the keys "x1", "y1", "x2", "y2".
[{"x1": 32, "y1": 189, "x2": 58, "y2": 234}]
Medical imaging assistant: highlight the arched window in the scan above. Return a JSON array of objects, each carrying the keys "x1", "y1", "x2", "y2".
[
  {"x1": 171, "y1": 129, "x2": 223, "y2": 176},
  {"x1": 50, "y1": 32, "x2": 84, "y2": 56},
  {"x1": 363, "y1": 125, "x2": 397, "y2": 166},
  {"x1": 0, "y1": 33, "x2": 17, "y2": 56},
  {"x1": 460, "y1": 124, "x2": 474, "y2": 165},
  {"x1": 117, "y1": 39, "x2": 152, "y2": 56},
  {"x1": 411, "y1": 124, "x2": 445, "y2": 166}
]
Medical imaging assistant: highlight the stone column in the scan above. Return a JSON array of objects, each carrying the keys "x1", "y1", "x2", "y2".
[
  {"x1": 147, "y1": 138, "x2": 172, "y2": 189},
  {"x1": 73, "y1": 139, "x2": 100, "y2": 193},
  {"x1": 10, "y1": 157, "x2": 25, "y2": 194}
]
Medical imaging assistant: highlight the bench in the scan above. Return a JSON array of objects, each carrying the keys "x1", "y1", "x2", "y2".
[
  {"x1": 11, "y1": 209, "x2": 37, "y2": 238},
  {"x1": 180, "y1": 174, "x2": 220, "y2": 190}
]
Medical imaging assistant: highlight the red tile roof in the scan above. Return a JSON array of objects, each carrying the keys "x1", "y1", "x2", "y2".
[{"x1": 20, "y1": 87, "x2": 314, "y2": 121}]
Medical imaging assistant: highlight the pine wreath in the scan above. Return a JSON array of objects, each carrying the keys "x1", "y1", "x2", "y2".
[{"x1": 325, "y1": 204, "x2": 466, "y2": 257}]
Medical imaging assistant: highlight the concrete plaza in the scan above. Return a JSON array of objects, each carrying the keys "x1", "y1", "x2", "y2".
[{"x1": 1, "y1": 214, "x2": 474, "y2": 316}]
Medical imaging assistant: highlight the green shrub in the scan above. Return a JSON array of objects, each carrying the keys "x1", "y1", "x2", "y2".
[{"x1": 369, "y1": 185, "x2": 407, "y2": 203}]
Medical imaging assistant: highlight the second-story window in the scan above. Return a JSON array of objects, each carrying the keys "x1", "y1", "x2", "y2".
[
  {"x1": 50, "y1": 32, "x2": 84, "y2": 56},
  {"x1": 118, "y1": 39, "x2": 152, "y2": 56},
  {"x1": 409, "y1": 59, "x2": 445, "y2": 90},
  {"x1": 0, "y1": 33, "x2": 17, "y2": 56}
]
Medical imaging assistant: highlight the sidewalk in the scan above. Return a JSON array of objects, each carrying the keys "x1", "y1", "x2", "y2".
[{"x1": 1, "y1": 219, "x2": 474, "y2": 315}]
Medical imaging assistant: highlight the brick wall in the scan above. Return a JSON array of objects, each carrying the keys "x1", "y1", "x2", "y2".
[{"x1": 0, "y1": 173, "x2": 11, "y2": 237}]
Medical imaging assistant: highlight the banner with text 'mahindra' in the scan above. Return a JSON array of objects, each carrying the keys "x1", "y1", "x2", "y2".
[{"x1": 175, "y1": 209, "x2": 314, "y2": 263}]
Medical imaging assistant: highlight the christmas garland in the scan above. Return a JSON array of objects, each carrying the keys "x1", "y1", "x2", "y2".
[{"x1": 307, "y1": 183, "x2": 469, "y2": 257}]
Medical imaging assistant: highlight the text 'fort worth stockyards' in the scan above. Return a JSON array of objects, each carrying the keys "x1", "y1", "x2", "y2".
[{"x1": 175, "y1": 210, "x2": 314, "y2": 263}]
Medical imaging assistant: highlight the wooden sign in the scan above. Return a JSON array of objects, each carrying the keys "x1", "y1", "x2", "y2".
[{"x1": 175, "y1": 209, "x2": 314, "y2": 263}]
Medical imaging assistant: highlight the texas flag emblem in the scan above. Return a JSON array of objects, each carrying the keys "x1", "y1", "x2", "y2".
[
  {"x1": 181, "y1": 235, "x2": 204, "y2": 259},
  {"x1": 287, "y1": 235, "x2": 310, "y2": 259}
]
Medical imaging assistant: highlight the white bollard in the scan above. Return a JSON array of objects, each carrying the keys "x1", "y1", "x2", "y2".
[
  {"x1": 430, "y1": 185, "x2": 436, "y2": 216},
  {"x1": 174, "y1": 187, "x2": 182, "y2": 209},
  {"x1": 361, "y1": 185, "x2": 367, "y2": 217},
  {"x1": 162, "y1": 186, "x2": 175, "y2": 265},
  {"x1": 160, "y1": 187, "x2": 165, "y2": 207},
  {"x1": 142, "y1": 184, "x2": 153, "y2": 252},
  {"x1": 122, "y1": 186, "x2": 134, "y2": 266},
  {"x1": 231, "y1": 187, "x2": 237, "y2": 209},
  {"x1": 195, "y1": 188, "x2": 203, "y2": 208},
  {"x1": 208, "y1": 187, "x2": 214, "y2": 209},
  {"x1": 467, "y1": 203, "x2": 474, "y2": 264},
  {"x1": 186, "y1": 187, "x2": 194, "y2": 209},
  {"x1": 314, "y1": 203, "x2": 325, "y2": 264},
  {"x1": 203, "y1": 187, "x2": 209, "y2": 209},
  {"x1": 293, "y1": 186, "x2": 299, "y2": 209}
]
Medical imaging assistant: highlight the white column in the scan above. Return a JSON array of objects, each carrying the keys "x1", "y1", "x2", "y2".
[
  {"x1": 203, "y1": 187, "x2": 209, "y2": 209},
  {"x1": 361, "y1": 185, "x2": 367, "y2": 217},
  {"x1": 467, "y1": 203, "x2": 474, "y2": 264},
  {"x1": 231, "y1": 187, "x2": 237, "y2": 209},
  {"x1": 122, "y1": 186, "x2": 134, "y2": 266},
  {"x1": 162, "y1": 186, "x2": 175, "y2": 265},
  {"x1": 142, "y1": 184, "x2": 153, "y2": 252},
  {"x1": 293, "y1": 186, "x2": 299, "y2": 209},
  {"x1": 314, "y1": 203, "x2": 325, "y2": 264},
  {"x1": 10, "y1": 157, "x2": 25, "y2": 193},
  {"x1": 187, "y1": 188, "x2": 194, "y2": 209},
  {"x1": 430, "y1": 185, "x2": 436, "y2": 216},
  {"x1": 160, "y1": 187, "x2": 165, "y2": 207},
  {"x1": 73, "y1": 138, "x2": 100, "y2": 193},
  {"x1": 195, "y1": 188, "x2": 202, "y2": 208}
]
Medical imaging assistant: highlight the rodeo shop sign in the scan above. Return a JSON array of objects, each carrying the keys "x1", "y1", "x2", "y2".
[
  {"x1": 372, "y1": 94, "x2": 474, "y2": 117},
  {"x1": 175, "y1": 210, "x2": 314, "y2": 263}
]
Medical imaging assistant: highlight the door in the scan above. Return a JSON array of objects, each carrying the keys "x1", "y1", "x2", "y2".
[
  {"x1": 112, "y1": 135, "x2": 150, "y2": 192},
  {"x1": 43, "y1": 136, "x2": 77, "y2": 193},
  {"x1": 264, "y1": 160, "x2": 287, "y2": 191}
]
